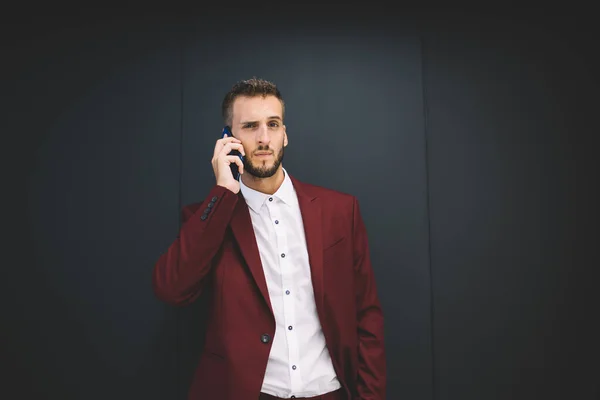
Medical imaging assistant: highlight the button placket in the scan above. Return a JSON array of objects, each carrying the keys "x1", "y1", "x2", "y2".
[{"x1": 270, "y1": 199, "x2": 301, "y2": 390}]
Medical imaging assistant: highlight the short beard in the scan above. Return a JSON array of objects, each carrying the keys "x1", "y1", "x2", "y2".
[{"x1": 244, "y1": 145, "x2": 285, "y2": 178}]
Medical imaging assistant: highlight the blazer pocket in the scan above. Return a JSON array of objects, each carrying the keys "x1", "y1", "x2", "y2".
[{"x1": 323, "y1": 235, "x2": 346, "y2": 251}]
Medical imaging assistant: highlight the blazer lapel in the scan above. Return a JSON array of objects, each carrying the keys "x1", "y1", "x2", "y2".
[
  {"x1": 229, "y1": 195, "x2": 274, "y2": 316},
  {"x1": 292, "y1": 177, "x2": 325, "y2": 319}
]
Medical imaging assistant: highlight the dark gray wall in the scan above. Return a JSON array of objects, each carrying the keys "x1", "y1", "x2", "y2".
[
  {"x1": 3, "y1": 12, "x2": 597, "y2": 400},
  {"x1": 422, "y1": 15, "x2": 598, "y2": 400},
  {"x1": 3, "y1": 17, "x2": 183, "y2": 399}
]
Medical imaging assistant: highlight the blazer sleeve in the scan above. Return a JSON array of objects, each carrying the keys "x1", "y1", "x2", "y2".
[
  {"x1": 352, "y1": 197, "x2": 386, "y2": 399},
  {"x1": 152, "y1": 185, "x2": 239, "y2": 306}
]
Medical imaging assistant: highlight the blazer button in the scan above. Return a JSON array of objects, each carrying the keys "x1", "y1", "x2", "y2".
[{"x1": 260, "y1": 334, "x2": 271, "y2": 343}]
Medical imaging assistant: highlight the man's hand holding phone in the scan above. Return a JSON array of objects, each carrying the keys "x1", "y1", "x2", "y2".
[{"x1": 212, "y1": 132, "x2": 245, "y2": 194}]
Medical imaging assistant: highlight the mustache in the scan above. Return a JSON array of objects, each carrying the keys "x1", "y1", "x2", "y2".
[{"x1": 253, "y1": 146, "x2": 274, "y2": 155}]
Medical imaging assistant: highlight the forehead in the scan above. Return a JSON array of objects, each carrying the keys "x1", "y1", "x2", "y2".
[{"x1": 231, "y1": 95, "x2": 282, "y2": 121}]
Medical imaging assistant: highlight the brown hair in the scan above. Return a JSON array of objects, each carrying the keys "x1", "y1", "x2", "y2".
[{"x1": 221, "y1": 77, "x2": 285, "y2": 127}]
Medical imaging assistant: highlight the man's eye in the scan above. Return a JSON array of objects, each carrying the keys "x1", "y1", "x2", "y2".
[{"x1": 269, "y1": 122, "x2": 279, "y2": 127}]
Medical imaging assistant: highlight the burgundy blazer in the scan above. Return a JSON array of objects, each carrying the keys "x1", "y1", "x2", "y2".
[{"x1": 152, "y1": 174, "x2": 386, "y2": 399}]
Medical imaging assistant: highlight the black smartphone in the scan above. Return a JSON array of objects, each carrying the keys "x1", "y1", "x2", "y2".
[{"x1": 222, "y1": 126, "x2": 244, "y2": 180}]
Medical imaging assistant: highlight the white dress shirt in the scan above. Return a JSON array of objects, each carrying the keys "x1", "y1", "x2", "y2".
[{"x1": 239, "y1": 168, "x2": 341, "y2": 398}]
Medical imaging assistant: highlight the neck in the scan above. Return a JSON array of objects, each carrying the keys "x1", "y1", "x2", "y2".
[{"x1": 241, "y1": 167, "x2": 285, "y2": 195}]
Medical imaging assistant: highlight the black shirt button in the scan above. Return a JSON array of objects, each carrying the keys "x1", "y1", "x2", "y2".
[
  {"x1": 281, "y1": 253, "x2": 285, "y2": 258},
  {"x1": 211, "y1": 196, "x2": 218, "y2": 202},
  {"x1": 288, "y1": 326, "x2": 293, "y2": 330},
  {"x1": 292, "y1": 365, "x2": 297, "y2": 370},
  {"x1": 200, "y1": 215, "x2": 207, "y2": 221},
  {"x1": 260, "y1": 334, "x2": 271, "y2": 343},
  {"x1": 268, "y1": 197, "x2": 273, "y2": 202}
]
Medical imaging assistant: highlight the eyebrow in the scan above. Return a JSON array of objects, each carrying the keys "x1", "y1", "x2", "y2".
[{"x1": 239, "y1": 116, "x2": 282, "y2": 125}]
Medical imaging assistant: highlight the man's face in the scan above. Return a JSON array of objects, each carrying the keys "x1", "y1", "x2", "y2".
[{"x1": 230, "y1": 95, "x2": 288, "y2": 178}]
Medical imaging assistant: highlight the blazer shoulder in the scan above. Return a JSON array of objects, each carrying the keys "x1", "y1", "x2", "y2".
[{"x1": 300, "y1": 181, "x2": 356, "y2": 206}]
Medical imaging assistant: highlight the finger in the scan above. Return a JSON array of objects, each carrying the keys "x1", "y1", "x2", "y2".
[
  {"x1": 214, "y1": 136, "x2": 242, "y2": 157},
  {"x1": 224, "y1": 155, "x2": 245, "y2": 175},
  {"x1": 214, "y1": 137, "x2": 242, "y2": 157},
  {"x1": 219, "y1": 135, "x2": 241, "y2": 145},
  {"x1": 220, "y1": 142, "x2": 246, "y2": 157}
]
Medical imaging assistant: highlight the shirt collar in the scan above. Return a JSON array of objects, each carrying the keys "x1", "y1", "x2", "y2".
[{"x1": 239, "y1": 167, "x2": 296, "y2": 213}]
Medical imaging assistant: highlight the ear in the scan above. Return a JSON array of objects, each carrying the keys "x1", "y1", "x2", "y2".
[{"x1": 283, "y1": 125, "x2": 288, "y2": 147}]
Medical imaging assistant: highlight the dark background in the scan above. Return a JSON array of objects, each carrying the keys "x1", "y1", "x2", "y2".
[{"x1": 2, "y1": 9, "x2": 598, "y2": 400}]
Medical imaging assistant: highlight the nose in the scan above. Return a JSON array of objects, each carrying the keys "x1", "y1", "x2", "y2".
[{"x1": 256, "y1": 124, "x2": 270, "y2": 145}]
